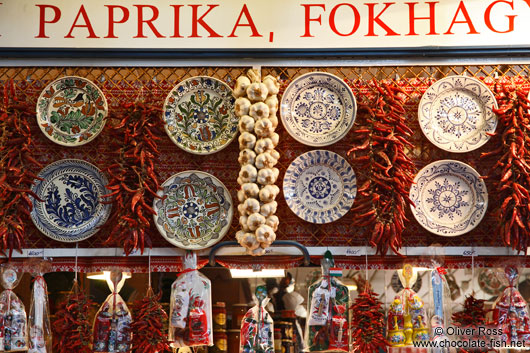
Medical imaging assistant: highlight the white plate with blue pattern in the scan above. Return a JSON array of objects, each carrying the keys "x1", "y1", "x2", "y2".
[
  {"x1": 30, "y1": 159, "x2": 111, "y2": 242},
  {"x1": 418, "y1": 76, "x2": 497, "y2": 152},
  {"x1": 283, "y1": 150, "x2": 356, "y2": 224},
  {"x1": 410, "y1": 160, "x2": 487, "y2": 236},
  {"x1": 281, "y1": 72, "x2": 356, "y2": 147}
]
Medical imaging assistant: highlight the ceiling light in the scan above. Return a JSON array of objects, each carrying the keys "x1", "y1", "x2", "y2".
[
  {"x1": 346, "y1": 284, "x2": 358, "y2": 291},
  {"x1": 230, "y1": 269, "x2": 285, "y2": 278},
  {"x1": 87, "y1": 271, "x2": 132, "y2": 280}
]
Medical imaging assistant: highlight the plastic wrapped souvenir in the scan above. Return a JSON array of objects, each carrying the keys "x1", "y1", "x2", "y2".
[
  {"x1": 492, "y1": 266, "x2": 530, "y2": 345},
  {"x1": 28, "y1": 261, "x2": 52, "y2": 353},
  {"x1": 0, "y1": 266, "x2": 27, "y2": 352},
  {"x1": 387, "y1": 264, "x2": 429, "y2": 347},
  {"x1": 169, "y1": 252, "x2": 213, "y2": 348},
  {"x1": 93, "y1": 272, "x2": 133, "y2": 353},
  {"x1": 430, "y1": 261, "x2": 450, "y2": 353},
  {"x1": 240, "y1": 286, "x2": 274, "y2": 353},
  {"x1": 304, "y1": 251, "x2": 349, "y2": 352}
]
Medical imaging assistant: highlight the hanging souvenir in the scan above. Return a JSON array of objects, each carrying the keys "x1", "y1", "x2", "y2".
[
  {"x1": 0, "y1": 266, "x2": 27, "y2": 352},
  {"x1": 93, "y1": 272, "x2": 133, "y2": 353},
  {"x1": 492, "y1": 266, "x2": 530, "y2": 345},
  {"x1": 169, "y1": 252, "x2": 213, "y2": 348},
  {"x1": 387, "y1": 264, "x2": 429, "y2": 347},
  {"x1": 28, "y1": 260, "x2": 52, "y2": 353},
  {"x1": 430, "y1": 261, "x2": 450, "y2": 353},
  {"x1": 304, "y1": 251, "x2": 349, "y2": 352},
  {"x1": 240, "y1": 286, "x2": 274, "y2": 353}
]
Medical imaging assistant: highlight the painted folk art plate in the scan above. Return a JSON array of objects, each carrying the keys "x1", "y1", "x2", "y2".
[
  {"x1": 281, "y1": 72, "x2": 357, "y2": 147},
  {"x1": 30, "y1": 159, "x2": 111, "y2": 242},
  {"x1": 37, "y1": 76, "x2": 108, "y2": 146},
  {"x1": 153, "y1": 171, "x2": 233, "y2": 250},
  {"x1": 283, "y1": 150, "x2": 356, "y2": 224},
  {"x1": 418, "y1": 75, "x2": 498, "y2": 152},
  {"x1": 409, "y1": 160, "x2": 488, "y2": 236},
  {"x1": 163, "y1": 76, "x2": 237, "y2": 154}
]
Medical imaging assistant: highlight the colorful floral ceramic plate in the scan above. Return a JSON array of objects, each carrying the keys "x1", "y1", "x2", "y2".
[
  {"x1": 30, "y1": 159, "x2": 111, "y2": 242},
  {"x1": 153, "y1": 171, "x2": 233, "y2": 250},
  {"x1": 409, "y1": 160, "x2": 488, "y2": 236},
  {"x1": 418, "y1": 76, "x2": 497, "y2": 152},
  {"x1": 281, "y1": 72, "x2": 356, "y2": 147},
  {"x1": 477, "y1": 268, "x2": 505, "y2": 296},
  {"x1": 163, "y1": 76, "x2": 237, "y2": 155},
  {"x1": 37, "y1": 76, "x2": 108, "y2": 146},
  {"x1": 283, "y1": 150, "x2": 356, "y2": 224}
]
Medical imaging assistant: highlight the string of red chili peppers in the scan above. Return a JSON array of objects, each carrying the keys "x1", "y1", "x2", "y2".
[
  {"x1": 349, "y1": 286, "x2": 388, "y2": 353},
  {"x1": 481, "y1": 82, "x2": 530, "y2": 253},
  {"x1": 0, "y1": 80, "x2": 42, "y2": 257},
  {"x1": 131, "y1": 288, "x2": 172, "y2": 353},
  {"x1": 52, "y1": 280, "x2": 94, "y2": 353},
  {"x1": 103, "y1": 100, "x2": 165, "y2": 255},
  {"x1": 347, "y1": 80, "x2": 416, "y2": 255},
  {"x1": 451, "y1": 295, "x2": 491, "y2": 353}
]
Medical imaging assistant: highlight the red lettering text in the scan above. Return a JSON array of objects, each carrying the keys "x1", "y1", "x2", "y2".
[
  {"x1": 170, "y1": 5, "x2": 183, "y2": 38},
  {"x1": 445, "y1": 1, "x2": 479, "y2": 34},
  {"x1": 485, "y1": 0, "x2": 515, "y2": 33},
  {"x1": 189, "y1": 4, "x2": 222, "y2": 38},
  {"x1": 105, "y1": 5, "x2": 129, "y2": 38},
  {"x1": 329, "y1": 3, "x2": 360, "y2": 36},
  {"x1": 134, "y1": 5, "x2": 165, "y2": 38},
  {"x1": 228, "y1": 4, "x2": 262, "y2": 37},
  {"x1": 406, "y1": 2, "x2": 438, "y2": 35},
  {"x1": 65, "y1": 5, "x2": 99, "y2": 38},
  {"x1": 300, "y1": 4, "x2": 326, "y2": 37},
  {"x1": 35, "y1": 4, "x2": 61, "y2": 38},
  {"x1": 365, "y1": 3, "x2": 399, "y2": 36}
]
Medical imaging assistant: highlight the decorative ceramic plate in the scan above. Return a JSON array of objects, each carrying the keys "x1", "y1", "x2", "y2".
[
  {"x1": 163, "y1": 76, "x2": 237, "y2": 155},
  {"x1": 153, "y1": 171, "x2": 233, "y2": 250},
  {"x1": 410, "y1": 160, "x2": 488, "y2": 236},
  {"x1": 30, "y1": 159, "x2": 111, "y2": 242},
  {"x1": 283, "y1": 150, "x2": 356, "y2": 224},
  {"x1": 281, "y1": 72, "x2": 356, "y2": 147},
  {"x1": 477, "y1": 268, "x2": 504, "y2": 296},
  {"x1": 418, "y1": 75, "x2": 497, "y2": 152},
  {"x1": 36, "y1": 76, "x2": 108, "y2": 146}
]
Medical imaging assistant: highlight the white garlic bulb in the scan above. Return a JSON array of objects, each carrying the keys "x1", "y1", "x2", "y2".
[
  {"x1": 249, "y1": 102, "x2": 270, "y2": 120},
  {"x1": 256, "y1": 224, "x2": 275, "y2": 244},
  {"x1": 257, "y1": 168, "x2": 278, "y2": 185},
  {"x1": 247, "y1": 212, "x2": 266, "y2": 231},
  {"x1": 241, "y1": 182, "x2": 259, "y2": 199},
  {"x1": 239, "y1": 215, "x2": 250, "y2": 231},
  {"x1": 235, "y1": 97, "x2": 252, "y2": 116},
  {"x1": 238, "y1": 149, "x2": 256, "y2": 165},
  {"x1": 269, "y1": 149, "x2": 280, "y2": 161},
  {"x1": 255, "y1": 152, "x2": 276, "y2": 169},
  {"x1": 238, "y1": 115, "x2": 255, "y2": 133},
  {"x1": 238, "y1": 132, "x2": 256, "y2": 150},
  {"x1": 243, "y1": 198, "x2": 260, "y2": 214},
  {"x1": 247, "y1": 83, "x2": 268, "y2": 102},
  {"x1": 260, "y1": 201, "x2": 278, "y2": 217},
  {"x1": 237, "y1": 189, "x2": 246, "y2": 203},
  {"x1": 234, "y1": 76, "x2": 251, "y2": 98},
  {"x1": 263, "y1": 75, "x2": 280, "y2": 95},
  {"x1": 265, "y1": 95, "x2": 279, "y2": 116},
  {"x1": 266, "y1": 215, "x2": 279, "y2": 232},
  {"x1": 239, "y1": 164, "x2": 258, "y2": 183},
  {"x1": 254, "y1": 118, "x2": 274, "y2": 138},
  {"x1": 237, "y1": 203, "x2": 247, "y2": 215},
  {"x1": 270, "y1": 132, "x2": 280, "y2": 147},
  {"x1": 268, "y1": 115, "x2": 279, "y2": 129},
  {"x1": 241, "y1": 233, "x2": 260, "y2": 250},
  {"x1": 259, "y1": 185, "x2": 280, "y2": 203},
  {"x1": 235, "y1": 230, "x2": 246, "y2": 243},
  {"x1": 254, "y1": 138, "x2": 274, "y2": 154}
]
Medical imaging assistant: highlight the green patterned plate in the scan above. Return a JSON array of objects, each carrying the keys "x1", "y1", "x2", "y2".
[
  {"x1": 163, "y1": 76, "x2": 237, "y2": 155},
  {"x1": 36, "y1": 76, "x2": 108, "y2": 146}
]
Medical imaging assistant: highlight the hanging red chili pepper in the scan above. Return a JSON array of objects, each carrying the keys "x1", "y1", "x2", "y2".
[
  {"x1": 350, "y1": 286, "x2": 388, "y2": 353},
  {"x1": 0, "y1": 80, "x2": 42, "y2": 257},
  {"x1": 52, "y1": 280, "x2": 94, "y2": 353},
  {"x1": 451, "y1": 295, "x2": 490, "y2": 353},
  {"x1": 103, "y1": 100, "x2": 165, "y2": 255},
  {"x1": 347, "y1": 80, "x2": 416, "y2": 255},
  {"x1": 131, "y1": 288, "x2": 172, "y2": 353},
  {"x1": 481, "y1": 82, "x2": 530, "y2": 253}
]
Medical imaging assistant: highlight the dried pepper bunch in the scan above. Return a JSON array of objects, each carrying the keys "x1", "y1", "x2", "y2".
[
  {"x1": 103, "y1": 100, "x2": 164, "y2": 255},
  {"x1": 481, "y1": 82, "x2": 530, "y2": 253},
  {"x1": 347, "y1": 80, "x2": 416, "y2": 255},
  {"x1": 52, "y1": 280, "x2": 94, "y2": 353},
  {"x1": 131, "y1": 287, "x2": 171, "y2": 353},
  {"x1": 350, "y1": 287, "x2": 388, "y2": 353},
  {"x1": 0, "y1": 81, "x2": 42, "y2": 257},
  {"x1": 452, "y1": 295, "x2": 491, "y2": 353}
]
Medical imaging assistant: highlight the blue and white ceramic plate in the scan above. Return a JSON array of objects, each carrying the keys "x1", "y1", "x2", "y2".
[
  {"x1": 409, "y1": 160, "x2": 488, "y2": 236},
  {"x1": 281, "y1": 72, "x2": 356, "y2": 147},
  {"x1": 31, "y1": 159, "x2": 111, "y2": 242},
  {"x1": 418, "y1": 76, "x2": 497, "y2": 152},
  {"x1": 153, "y1": 171, "x2": 233, "y2": 250},
  {"x1": 283, "y1": 150, "x2": 356, "y2": 224}
]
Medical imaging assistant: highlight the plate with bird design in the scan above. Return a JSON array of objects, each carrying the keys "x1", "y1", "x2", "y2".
[
  {"x1": 36, "y1": 76, "x2": 108, "y2": 146},
  {"x1": 409, "y1": 160, "x2": 488, "y2": 236}
]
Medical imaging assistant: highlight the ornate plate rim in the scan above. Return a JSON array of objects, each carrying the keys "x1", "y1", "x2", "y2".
[
  {"x1": 418, "y1": 75, "x2": 498, "y2": 153},
  {"x1": 283, "y1": 149, "x2": 357, "y2": 224},
  {"x1": 153, "y1": 170, "x2": 233, "y2": 250},
  {"x1": 409, "y1": 159, "x2": 488, "y2": 237},
  {"x1": 280, "y1": 71, "x2": 357, "y2": 147},
  {"x1": 36, "y1": 76, "x2": 108, "y2": 147},
  {"x1": 30, "y1": 158, "x2": 111, "y2": 243},
  {"x1": 162, "y1": 76, "x2": 237, "y2": 155}
]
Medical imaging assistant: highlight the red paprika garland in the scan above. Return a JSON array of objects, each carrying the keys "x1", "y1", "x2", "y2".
[
  {"x1": 0, "y1": 80, "x2": 42, "y2": 257},
  {"x1": 103, "y1": 100, "x2": 165, "y2": 255},
  {"x1": 451, "y1": 295, "x2": 492, "y2": 353},
  {"x1": 350, "y1": 287, "x2": 388, "y2": 353},
  {"x1": 347, "y1": 80, "x2": 416, "y2": 255},
  {"x1": 481, "y1": 83, "x2": 530, "y2": 253},
  {"x1": 52, "y1": 280, "x2": 94, "y2": 353},
  {"x1": 131, "y1": 288, "x2": 172, "y2": 353}
]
